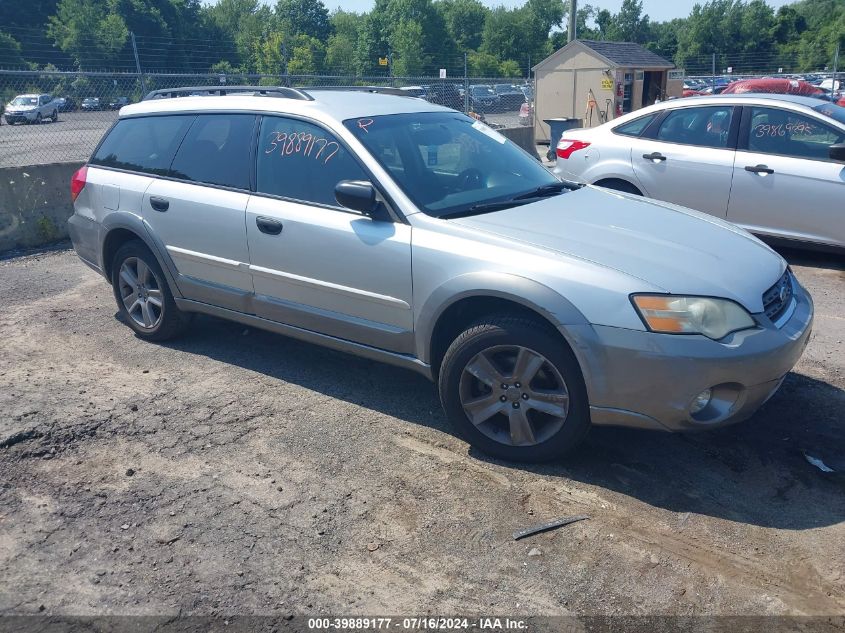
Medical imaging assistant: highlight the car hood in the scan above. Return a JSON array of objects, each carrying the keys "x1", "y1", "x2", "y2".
[{"x1": 450, "y1": 186, "x2": 785, "y2": 313}]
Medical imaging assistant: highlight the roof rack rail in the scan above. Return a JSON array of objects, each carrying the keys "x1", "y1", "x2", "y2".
[
  {"x1": 142, "y1": 86, "x2": 313, "y2": 101},
  {"x1": 300, "y1": 86, "x2": 411, "y2": 97}
]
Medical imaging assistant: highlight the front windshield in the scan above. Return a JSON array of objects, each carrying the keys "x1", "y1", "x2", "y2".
[
  {"x1": 813, "y1": 102, "x2": 845, "y2": 125},
  {"x1": 472, "y1": 86, "x2": 493, "y2": 96},
  {"x1": 12, "y1": 97, "x2": 37, "y2": 106},
  {"x1": 344, "y1": 112, "x2": 562, "y2": 218}
]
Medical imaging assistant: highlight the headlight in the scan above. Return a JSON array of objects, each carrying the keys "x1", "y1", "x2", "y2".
[{"x1": 631, "y1": 295, "x2": 756, "y2": 340}]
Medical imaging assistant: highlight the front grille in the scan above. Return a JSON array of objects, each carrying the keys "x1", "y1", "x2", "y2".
[{"x1": 762, "y1": 270, "x2": 793, "y2": 324}]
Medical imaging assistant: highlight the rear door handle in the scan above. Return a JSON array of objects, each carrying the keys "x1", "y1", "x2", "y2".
[
  {"x1": 149, "y1": 196, "x2": 169, "y2": 212},
  {"x1": 642, "y1": 152, "x2": 667, "y2": 162},
  {"x1": 256, "y1": 216, "x2": 283, "y2": 235},
  {"x1": 745, "y1": 164, "x2": 774, "y2": 175}
]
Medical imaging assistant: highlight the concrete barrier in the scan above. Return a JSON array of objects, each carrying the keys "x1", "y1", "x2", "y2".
[
  {"x1": 0, "y1": 162, "x2": 82, "y2": 252},
  {"x1": 499, "y1": 126, "x2": 540, "y2": 160}
]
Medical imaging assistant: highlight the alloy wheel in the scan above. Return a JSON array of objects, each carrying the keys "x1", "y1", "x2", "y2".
[
  {"x1": 118, "y1": 257, "x2": 164, "y2": 329},
  {"x1": 459, "y1": 345, "x2": 570, "y2": 447}
]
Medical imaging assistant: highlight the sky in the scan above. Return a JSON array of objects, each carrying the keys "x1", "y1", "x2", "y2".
[{"x1": 321, "y1": 0, "x2": 795, "y2": 23}]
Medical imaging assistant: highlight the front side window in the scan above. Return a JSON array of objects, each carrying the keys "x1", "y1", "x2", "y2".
[
  {"x1": 746, "y1": 107, "x2": 845, "y2": 161},
  {"x1": 344, "y1": 112, "x2": 563, "y2": 218},
  {"x1": 655, "y1": 106, "x2": 734, "y2": 148},
  {"x1": 255, "y1": 116, "x2": 367, "y2": 207},
  {"x1": 91, "y1": 115, "x2": 194, "y2": 174},
  {"x1": 169, "y1": 114, "x2": 255, "y2": 189}
]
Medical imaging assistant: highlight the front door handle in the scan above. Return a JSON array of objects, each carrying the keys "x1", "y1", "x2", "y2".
[
  {"x1": 642, "y1": 152, "x2": 667, "y2": 162},
  {"x1": 745, "y1": 164, "x2": 774, "y2": 175},
  {"x1": 149, "y1": 196, "x2": 169, "y2": 212},
  {"x1": 256, "y1": 216, "x2": 283, "y2": 235}
]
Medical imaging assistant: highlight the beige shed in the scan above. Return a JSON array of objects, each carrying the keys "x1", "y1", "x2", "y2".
[{"x1": 533, "y1": 40, "x2": 681, "y2": 143}]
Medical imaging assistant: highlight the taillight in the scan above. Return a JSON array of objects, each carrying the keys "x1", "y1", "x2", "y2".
[
  {"x1": 556, "y1": 139, "x2": 590, "y2": 159},
  {"x1": 70, "y1": 165, "x2": 87, "y2": 201}
]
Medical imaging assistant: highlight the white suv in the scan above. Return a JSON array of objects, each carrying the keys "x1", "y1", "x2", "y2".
[
  {"x1": 4, "y1": 93, "x2": 59, "y2": 124},
  {"x1": 68, "y1": 86, "x2": 812, "y2": 461}
]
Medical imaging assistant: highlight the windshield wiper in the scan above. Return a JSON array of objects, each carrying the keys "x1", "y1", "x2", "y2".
[
  {"x1": 511, "y1": 180, "x2": 581, "y2": 201},
  {"x1": 439, "y1": 180, "x2": 583, "y2": 219}
]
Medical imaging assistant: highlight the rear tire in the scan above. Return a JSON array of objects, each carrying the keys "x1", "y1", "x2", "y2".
[
  {"x1": 111, "y1": 240, "x2": 191, "y2": 342},
  {"x1": 438, "y1": 314, "x2": 591, "y2": 462}
]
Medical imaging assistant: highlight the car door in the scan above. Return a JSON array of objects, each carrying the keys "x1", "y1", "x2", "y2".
[
  {"x1": 727, "y1": 105, "x2": 845, "y2": 249},
  {"x1": 246, "y1": 115, "x2": 414, "y2": 354},
  {"x1": 142, "y1": 113, "x2": 257, "y2": 302},
  {"x1": 629, "y1": 105, "x2": 739, "y2": 217}
]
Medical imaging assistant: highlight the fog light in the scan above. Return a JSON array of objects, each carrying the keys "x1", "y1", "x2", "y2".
[{"x1": 690, "y1": 389, "x2": 712, "y2": 415}]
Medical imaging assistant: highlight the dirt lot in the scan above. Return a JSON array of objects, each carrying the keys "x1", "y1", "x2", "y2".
[{"x1": 0, "y1": 245, "x2": 843, "y2": 619}]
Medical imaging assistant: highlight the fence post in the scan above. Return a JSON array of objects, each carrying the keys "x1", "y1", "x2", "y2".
[
  {"x1": 711, "y1": 52, "x2": 715, "y2": 92},
  {"x1": 463, "y1": 52, "x2": 469, "y2": 114},
  {"x1": 833, "y1": 43, "x2": 840, "y2": 98},
  {"x1": 130, "y1": 32, "x2": 146, "y2": 96}
]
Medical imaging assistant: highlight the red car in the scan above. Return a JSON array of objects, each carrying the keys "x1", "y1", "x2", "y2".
[{"x1": 720, "y1": 78, "x2": 845, "y2": 107}]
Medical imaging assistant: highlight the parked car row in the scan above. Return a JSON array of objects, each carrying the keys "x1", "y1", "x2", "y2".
[
  {"x1": 398, "y1": 82, "x2": 531, "y2": 114},
  {"x1": 2, "y1": 93, "x2": 134, "y2": 123},
  {"x1": 553, "y1": 94, "x2": 845, "y2": 252}
]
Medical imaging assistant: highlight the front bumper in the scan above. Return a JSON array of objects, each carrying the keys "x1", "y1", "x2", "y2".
[
  {"x1": 5, "y1": 111, "x2": 36, "y2": 123},
  {"x1": 571, "y1": 279, "x2": 814, "y2": 432}
]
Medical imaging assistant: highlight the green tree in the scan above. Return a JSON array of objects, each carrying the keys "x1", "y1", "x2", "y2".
[
  {"x1": 0, "y1": 32, "x2": 27, "y2": 69},
  {"x1": 274, "y1": 0, "x2": 331, "y2": 42},
  {"x1": 287, "y1": 35, "x2": 325, "y2": 74},
  {"x1": 324, "y1": 10, "x2": 363, "y2": 74},
  {"x1": 206, "y1": 0, "x2": 272, "y2": 72},
  {"x1": 499, "y1": 59, "x2": 521, "y2": 77},
  {"x1": 47, "y1": 0, "x2": 128, "y2": 69},
  {"x1": 467, "y1": 50, "x2": 499, "y2": 76},
  {"x1": 391, "y1": 19, "x2": 429, "y2": 75},
  {"x1": 435, "y1": 0, "x2": 487, "y2": 52}
]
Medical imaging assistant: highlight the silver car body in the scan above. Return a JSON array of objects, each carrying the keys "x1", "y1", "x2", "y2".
[
  {"x1": 553, "y1": 94, "x2": 845, "y2": 250},
  {"x1": 69, "y1": 90, "x2": 813, "y2": 434},
  {"x1": 4, "y1": 93, "x2": 59, "y2": 123}
]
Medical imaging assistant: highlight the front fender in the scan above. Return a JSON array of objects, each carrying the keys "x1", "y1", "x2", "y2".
[{"x1": 415, "y1": 271, "x2": 590, "y2": 365}]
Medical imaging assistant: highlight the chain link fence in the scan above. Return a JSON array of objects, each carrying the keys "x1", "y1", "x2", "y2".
[{"x1": 0, "y1": 70, "x2": 534, "y2": 168}]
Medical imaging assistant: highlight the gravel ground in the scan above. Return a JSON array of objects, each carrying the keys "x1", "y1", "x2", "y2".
[{"x1": 0, "y1": 245, "x2": 843, "y2": 618}]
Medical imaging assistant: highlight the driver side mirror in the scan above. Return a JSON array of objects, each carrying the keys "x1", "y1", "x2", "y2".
[
  {"x1": 829, "y1": 143, "x2": 845, "y2": 162},
  {"x1": 335, "y1": 180, "x2": 384, "y2": 217}
]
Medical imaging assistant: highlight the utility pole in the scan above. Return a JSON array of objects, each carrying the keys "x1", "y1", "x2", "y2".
[
  {"x1": 833, "y1": 43, "x2": 840, "y2": 98},
  {"x1": 130, "y1": 32, "x2": 146, "y2": 96},
  {"x1": 568, "y1": 0, "x2": 577, "y2": 43}
]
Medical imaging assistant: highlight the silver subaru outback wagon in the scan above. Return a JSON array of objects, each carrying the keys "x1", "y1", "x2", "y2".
[{"x1": 68, "y1": 86, "x2": 813, "y2": 462}]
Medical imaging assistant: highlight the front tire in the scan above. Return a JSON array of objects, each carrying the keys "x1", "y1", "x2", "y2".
[
  {"x1": 438, "y1": 315, "x2": 590, "y2": 462},
  {"x1": 111, "y1": 240, "x2": 191, "y2": 342},
  {"x1": 51, "y1": 109, "x2": 58, "y2": 122}
]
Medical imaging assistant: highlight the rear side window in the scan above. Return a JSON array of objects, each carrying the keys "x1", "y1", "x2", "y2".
[
  {"x1": 613, "y1": 113, "x2": 657, "y2": 137},
  {"x1": 91, "y1": 115, "x2": 194, "y2": 175},
  {"x1": 255, "y1": 116, "x2": 367, "y2": 207},
  {"x1": 655, "y1": 106, "x2": 733, "y2": 148},
  {"x1": 170, "y1": 114, "x2": 255, "y2": 189}
]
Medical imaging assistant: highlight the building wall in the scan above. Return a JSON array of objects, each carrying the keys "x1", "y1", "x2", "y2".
[{"x1": 534, "y1": 65, "x2": 616, "y2": 142}]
